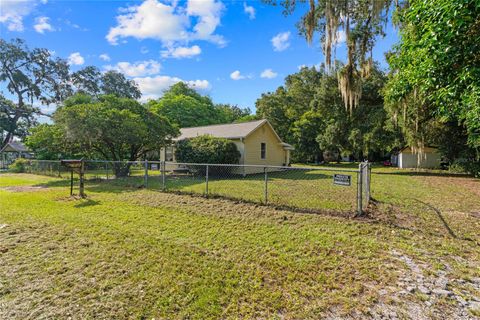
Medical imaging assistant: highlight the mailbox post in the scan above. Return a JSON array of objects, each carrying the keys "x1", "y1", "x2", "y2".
[{"x1": 61, "y1": 159, "x2": 86, "y2": 198}]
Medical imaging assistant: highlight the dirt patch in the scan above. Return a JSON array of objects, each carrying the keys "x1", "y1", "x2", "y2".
[{"x1": 1, "y1": 186, "x2": 48, "y2": 192}]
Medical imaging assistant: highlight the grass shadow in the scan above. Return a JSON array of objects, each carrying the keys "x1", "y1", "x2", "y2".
[{"x1": 74, "y1": 199, "x2": 101, "y2": 208}]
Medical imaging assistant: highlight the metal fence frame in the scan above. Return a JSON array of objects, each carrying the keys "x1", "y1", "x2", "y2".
[{"x1": 18, "y1": 159, "x2": 372, "y2": 215}]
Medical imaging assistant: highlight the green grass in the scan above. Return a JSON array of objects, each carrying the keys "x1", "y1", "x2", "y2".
[{"x1": 0, "y1": 168, "x2": 479, "y2": 318}]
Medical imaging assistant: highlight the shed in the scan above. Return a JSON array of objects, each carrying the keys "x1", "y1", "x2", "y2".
[
  {"x1": 161, "y1": 119, "x2": 294, "y2": 172},
  {"x1": 0, "y1": 141, "x2": 33, "y2": 169},
  {"x1": 391, "y1": 146, "x2": 441, "y2": 169}
]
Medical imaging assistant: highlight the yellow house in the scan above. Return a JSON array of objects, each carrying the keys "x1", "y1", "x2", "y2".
[{"x1": 160, "y1": 120, "x2": 294, "y2": 172}]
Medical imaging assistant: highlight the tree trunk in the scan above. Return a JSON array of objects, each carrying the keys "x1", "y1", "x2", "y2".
[{"x1": 113, "y1": 162, "x2": 132, "y2": 178}]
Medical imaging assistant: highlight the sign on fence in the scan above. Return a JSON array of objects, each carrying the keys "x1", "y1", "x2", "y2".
[
  {"x1": 151, "y1": 163, "x2": 158, "y2": 170},
  {"x1": 333, "y1": 174, "x2": 351, "y2": 186}
]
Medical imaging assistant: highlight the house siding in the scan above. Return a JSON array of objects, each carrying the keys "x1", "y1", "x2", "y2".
[
  {"x1": 398, "y1": 147, "x2": 441, "y2": 168},
  {"x1": 243, "y1": 123, "x2": 287, "y2": 173}
]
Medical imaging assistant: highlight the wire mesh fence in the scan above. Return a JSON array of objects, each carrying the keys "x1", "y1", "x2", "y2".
[{"x1": 19, "y1": 159, "x2": 371, "y2": 214}]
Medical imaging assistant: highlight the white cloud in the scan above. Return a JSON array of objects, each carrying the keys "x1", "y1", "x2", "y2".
[
  {"x1": 34, "y1": 16, "x2": 54, "y2": 34},
  {"x1": 243, "y1": 2, "x2": 255, "y2": 20},
  {"x1": 68, "y1": 52, "x2": 85, "y2": 65},
  {"x1": 260, "y1": 69, "x2": 277, "y2": 79},
  {"x1": 271, "y1": 31, "x2": 291, "y2": 52},
  {"x1": 335, "y1": 30, "x2": 346, "y2": 45},
  {"x1": 0, "y1": 0, "x2": 38, "y2": 31},
  {"x1": 106, "y1": 0, "x2": 225, "y2": 48},
  {"x1": 99, "y1": 53, "x2": 111, "y2": 62},
  {"x1": 230, "y1": 70, "x2": 245, "y2": 80},
  {"x1": 105, "y1": 60, "x2": 161, "y2": 77},
  {"x1": 134, "y1": 75, "x2": 210, "y2": 101},
  {"x1": 161, "y1": 45, "x2": 201, "y2": 59}
]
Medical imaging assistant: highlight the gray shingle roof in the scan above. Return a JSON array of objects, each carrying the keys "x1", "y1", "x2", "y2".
[
  {"x1": 175, "y1": 119, "x2": 268, "y2": 140},
  {"x1": 0, "y1": 141, "x2": 28, "y2": 153}
]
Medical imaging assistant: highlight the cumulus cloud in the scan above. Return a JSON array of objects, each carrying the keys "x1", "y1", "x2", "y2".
[
  {"x1": 271, "y1": 31, "x2": 291, "y2": 52},
  {"x1": 0, "y1": 0, "x2": 38, "y2": 31},
  {"x1": 99, "y1": 53, "x2": 111, "y2": 62},
  {"x1": 105, "y1": 60, "x2": 161, "y2": 77},
  {"x1": 134, "y1": 75, "x2": 210, "y2": 101},
  {"x1": 161, "y1": 45, "x2": 201, "y2": 59},
  {"x1": 106, "y1": 0, "x2": 225, "y2": 48},
  {"x1": 68, "y1": 52, "x2": 85, "y2": 65},
  {"x1": 34, "y1": 16, "x2": 54, "y2": 33},
  {"x1": 230, "y1": 70, "x2": 246, "y2": 80},
  {"x1": 260, "y1": 69, "x2": 277, "y2": 79},
  {"x1": 243, "y1": 2, "x2": 255, "y2": 20}
]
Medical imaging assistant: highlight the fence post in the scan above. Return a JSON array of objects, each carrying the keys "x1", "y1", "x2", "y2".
[
  {"x1": 79, "y1": 160, "x2": 85, "y2": 198},
  {"x1": 161, "y1": 161, "x2": 166, "y2": 190},
  {"x1": 70, "y1": 170, "x2": 74, "y2": 196},
  {"x1": 205, "y1": 164, "x2": 209, "y2": 196},
  {"x1": 357, "y1": 163, "x2": 363, "y2": 216},
  {"x1": 365, "y1": 163, "x2": 371, "y2": 203},
  {"x1": 264, "y1": 166, "x2": 268, "y2": 204},
  {"x1": 144, "y1": 160, "x2": 148, "y2": 188}
]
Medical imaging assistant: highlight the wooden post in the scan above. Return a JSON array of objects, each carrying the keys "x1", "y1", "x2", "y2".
[
  {"x1": 70, "y1": 170, "x2": 74, "y2": 196},
  {"x1": 205, "y1": 165, "x2": 209, "y2": 196},
  {"x1": 79, "y1": 160, "x2": 85, "y2": 198},
  {"x1": 264, "y1": 167, "x2": 268, "y2": 204},
  {"x1": 143, "y1": 160, "x2": 148, "y2": 188}
]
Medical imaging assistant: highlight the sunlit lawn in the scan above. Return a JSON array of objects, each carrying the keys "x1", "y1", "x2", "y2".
[{"x1": 0, "y1": 168, "x2": 479, "y2": 318}]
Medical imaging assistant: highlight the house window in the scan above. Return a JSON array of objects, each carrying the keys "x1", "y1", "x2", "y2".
[{"x1": 260, "y1": 143, "x2": 266, "y2": 159}]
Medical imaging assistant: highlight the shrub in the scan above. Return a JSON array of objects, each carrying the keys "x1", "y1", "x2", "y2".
[
  {"x1": 449, "y1": 159, "x2": 480, "y2": 178},
  {"x1": 175, "y1": 135, "x2": 241, "y2": 175},
  {"x1": 8, "y1": 158, "x2": 30, "y2": 173}
]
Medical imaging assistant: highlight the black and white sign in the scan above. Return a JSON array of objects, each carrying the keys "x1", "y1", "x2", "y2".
[
  {"x1": 151, "y1": 163, "x2": 159, "y2": 170},
  {"x1": 333, "y1": 174, "x2": 351, "y2": 186}
]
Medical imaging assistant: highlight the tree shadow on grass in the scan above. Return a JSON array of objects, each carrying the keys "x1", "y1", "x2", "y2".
[{"x1": 74, "y1": 199, "x2": 101, "y2": 208}]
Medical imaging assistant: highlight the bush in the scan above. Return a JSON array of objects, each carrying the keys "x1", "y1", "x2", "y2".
[
  {"x1": 449, "y1": 159, "x2": 480, "y2": 178},
  {"x1": 8, "y1": 158, "x2": 30, "y2": 173},
  {"x1": 175, "y1": 135, "x2": 241, "y2": 174}
]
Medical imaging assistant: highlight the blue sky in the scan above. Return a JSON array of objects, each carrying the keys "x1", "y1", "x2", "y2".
[{"x1": 1, "y1": 0, "x2": 399, "y2": 112}]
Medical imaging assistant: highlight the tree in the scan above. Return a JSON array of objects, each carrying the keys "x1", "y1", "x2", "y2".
[
  {"x1": 385, "y1": 0, "x2": 480, "y2": 153},
  {"x1": 25, "y1": 124, "x2": 80, "y2": 160},
  {"x1": 0, "y1": 38, "x2": 71, "y2": 149},
  {"x1": 0, "y1": 95, "x2": 35, "y2": 142},
  {"x1": 257, "y1": 63, "x2": 394, "y2": 162},
  {"x1": 266, "y1": 0, "x2": 394, "y2": 112},
  {"x1": 72, "y1": 67, "x2": 141, "y2": 99},
  {"x1": 215, "y1": 103, "x2": 252, "y2": 123},
  {"x1": 54, "y1": 94, "x2": 178, "y2": 176},
  {"x1": 149, "y1": 82, "x2": 221, "y2": 128},
  {"x1": 175, "y1": 135, "x2": 241, "y2": 174},
  {"x1": 256, "y1": 66, "x2": 325, "y2": 146}
]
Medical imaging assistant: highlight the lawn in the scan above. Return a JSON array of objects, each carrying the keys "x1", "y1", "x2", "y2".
[{"x1": 0, "y1": 167, "x2": 479, "y2": 318}]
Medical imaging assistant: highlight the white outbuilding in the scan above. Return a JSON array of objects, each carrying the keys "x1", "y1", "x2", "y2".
[{"x1": 391, "y1": 146, "x2": 441, "y2": 169}]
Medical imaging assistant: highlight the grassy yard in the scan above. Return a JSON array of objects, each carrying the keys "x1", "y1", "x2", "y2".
[{"x1": 0, "y1": 167, "x2": 479, "y2": 318}]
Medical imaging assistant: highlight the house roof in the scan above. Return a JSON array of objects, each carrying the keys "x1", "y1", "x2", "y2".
[
  {"x1": 0, "y1": 141, "x2": 28, "y2": 153},
  {"x1": 175, "y1": 119, "x2": 269, "y2": 140},
  {"x1": 397, "y1": 145, "x2": 438, "y2": 154}
]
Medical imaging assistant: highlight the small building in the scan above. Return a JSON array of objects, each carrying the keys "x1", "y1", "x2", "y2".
[
  {"x1": 391, "y1": 146, "x2": 441, "y2": 169},
  {"x1": 161, "y1": 120, "x2": 294, "y2": 172},
  {"x1": 0, "y1": 141, "x2": 34, "y2": 169}
]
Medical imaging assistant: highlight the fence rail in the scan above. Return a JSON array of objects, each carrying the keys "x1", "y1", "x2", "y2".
[{"x1": 17, "y1": 160, "x2": 371, "y2": 214}]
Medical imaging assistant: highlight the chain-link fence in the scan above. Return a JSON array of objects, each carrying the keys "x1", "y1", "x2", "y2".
[{"x1": 20, "y1": 160, "x2": 371, "y2": 214}]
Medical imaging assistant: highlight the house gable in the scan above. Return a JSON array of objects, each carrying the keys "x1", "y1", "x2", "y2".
[{"x1": 243, "y1": 121, "x2": 288, "y2": 166}]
